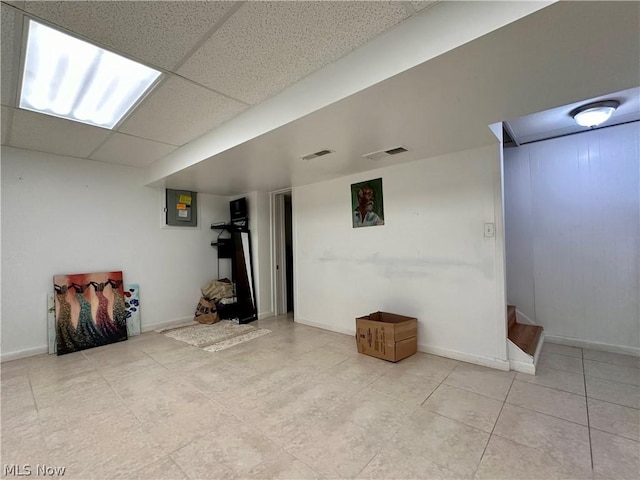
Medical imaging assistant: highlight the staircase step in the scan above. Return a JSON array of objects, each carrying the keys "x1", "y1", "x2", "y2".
[
  {"x1": 507, "y1": 304, "x2": 517, "y2": 331},
  {"x1": 509, "y1": 322, "x2": 543, "y2": 356}
]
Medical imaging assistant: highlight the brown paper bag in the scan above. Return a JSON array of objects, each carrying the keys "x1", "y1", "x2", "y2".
[{"x1": 194, "y1": 297, "x2": 219, "y2": 324}]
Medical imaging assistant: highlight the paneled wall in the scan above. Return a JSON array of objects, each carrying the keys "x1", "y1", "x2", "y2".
[{"x1": 504, "y1": 122, "x2": 639, "y2": 352}]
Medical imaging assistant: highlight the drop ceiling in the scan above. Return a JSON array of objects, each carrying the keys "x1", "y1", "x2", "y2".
[
  {"x1": 1, "y1": 0, "x2": 438, "y2": 167},
  {"x1": 1, "y1": 1, "x2": 639, "y2": 195}
]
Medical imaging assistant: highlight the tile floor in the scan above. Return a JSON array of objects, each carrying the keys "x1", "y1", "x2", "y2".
[{"x1": 1, "y1": 315, "x2": 639, "y2": 479}]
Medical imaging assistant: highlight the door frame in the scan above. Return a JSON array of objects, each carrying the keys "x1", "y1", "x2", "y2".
[{"x1": 271, "y1": 188, "x2": 292, "y2": 316}]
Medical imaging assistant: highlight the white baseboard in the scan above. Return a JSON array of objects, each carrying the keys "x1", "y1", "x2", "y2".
[
  {"x1": 142, "y1": 316, "x2": 194, "y2": 333},
  {"x1": 296, "y1": 318, "x2": 510, "y2": 371},
  {"x1": 258, "y1": 311, "x2": 275, "y2": 320},
  {"x1": 294, "y1": 317, "x2": 356, "y2": 336},
  {"x1": 546, "y1": 334, "x2": 640, "y2": 357},
  {"x1": 418, "y1": 343, "x2": 511, "y2": 371},
  {"x1": 1, "y1": 345, "x2": 48, "y2": 363}
]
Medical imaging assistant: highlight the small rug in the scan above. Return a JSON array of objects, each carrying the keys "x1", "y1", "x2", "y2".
[{"x1": 160, "y1": 320, "x2": 271, "y2": 351}]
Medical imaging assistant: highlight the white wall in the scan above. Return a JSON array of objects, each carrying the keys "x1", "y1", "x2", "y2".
[
  {"x1": 1, "y1": 147, "x2": 228, "y2": 360},
  {"x1": 504, "y1": 123, "x2": 640, "y2": 353},
  {"x1": 293, "y1": 144, "x2": 509, "y2": 369}
]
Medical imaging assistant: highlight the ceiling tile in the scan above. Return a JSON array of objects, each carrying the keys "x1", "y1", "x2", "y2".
[
  {"x1": 90, "y1": 133, "x2": 177, "y2": 168},
  {"x1": 1, "y1": 4, "x2": 19, "y2": 106},
  {"x1": 1, "y1": 106, "x2": 12, "y2": 144},
  {"x1": 22, "y1": 1, "x2": 234, "y2": 70},
  {"x1": 119, "y1": 76, "x2": 248, "y2": 146},
  {"x1": 178, "y1": 1, "x2": 410, "y2": 105},
  {"x1": 9, "y1": 109, "x2": 110, "y2": 158}
]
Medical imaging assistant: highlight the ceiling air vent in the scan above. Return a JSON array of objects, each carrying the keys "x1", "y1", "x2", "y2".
[
  {"x1": 301, "y1": 149, "x2": 334, "y2": 161},
  {"x1": 362, "y1": 146, "x2": 408, "y2": 161}
]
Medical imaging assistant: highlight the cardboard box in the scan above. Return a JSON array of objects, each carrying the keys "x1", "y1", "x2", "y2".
[{"x1": 356, "y1": 311, "x2": 417, "y2": 362}]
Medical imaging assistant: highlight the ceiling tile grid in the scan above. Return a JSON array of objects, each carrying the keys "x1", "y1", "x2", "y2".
[
  {"x1": 1, "y1": 3, "x2": 18, "y2": 106},
  {"x1": 177, "y1": 1, "x2": 410, "y2": 105},
  {"x1": 90, "y1": 132, "x2": 177, "y2": 168},
  {"x1": 9, "y1": 108, "x2": 110, "y2": 158},
  {"x1": 119, "y1": 76, "x2": 249, "y2": 147},
  {"x1": 21, "y1": 1, "x2": 235, "y2": 71}
]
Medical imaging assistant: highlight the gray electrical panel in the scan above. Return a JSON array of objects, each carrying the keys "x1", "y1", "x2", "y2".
[{"x1": 166, "y1": 189, "x2": 197, "y2": 227}]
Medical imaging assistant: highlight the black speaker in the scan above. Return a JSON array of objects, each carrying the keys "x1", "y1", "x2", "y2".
[{"x1": 230, "y1": 197, "x2": 247, "y2": 222}]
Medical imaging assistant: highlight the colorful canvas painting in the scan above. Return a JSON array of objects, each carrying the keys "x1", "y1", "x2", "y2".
[
  {"x1": 53, "y1": 271, "x2": 128, "y2": 355},
  {"x1": 124, "y1": 284, "x2": 141, "y2": 336},
  {"x1": 351, "y1": 178, "x2": 385, "y2": 228}
]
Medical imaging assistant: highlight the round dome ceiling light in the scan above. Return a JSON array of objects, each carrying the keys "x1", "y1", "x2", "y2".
[{"x1": 570, "y1": 100, "x2": 620, "y2": 127}]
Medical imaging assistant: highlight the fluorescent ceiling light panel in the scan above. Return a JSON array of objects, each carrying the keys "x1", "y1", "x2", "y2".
[{"x1": 20, "y1": 20, "x2": 161, "y2": 129}]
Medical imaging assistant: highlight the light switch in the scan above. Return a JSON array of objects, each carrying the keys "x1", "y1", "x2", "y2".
[{"x1": 484, "y1": 223, "x2": 495, "y2": 237}]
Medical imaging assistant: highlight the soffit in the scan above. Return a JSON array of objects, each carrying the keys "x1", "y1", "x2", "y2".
[{"x1": 157, "y1": 1, "x2": 640, "y2": 195}]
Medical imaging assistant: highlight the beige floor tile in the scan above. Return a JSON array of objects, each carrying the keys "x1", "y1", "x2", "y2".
[
  {"x1": 171, "y1": 417, "x2": 280, "y2": 479},
  {"x1": 391, "y1": 409, "x2": 489, "y2": 477},
  {"x1": 141, "y1": 399, "x2": 231, "y2": 452},
  {"x1": 391, "y1": 352, "x2": 459, "y2": 383},
  {"x1": 1, "y1": 414, "x2": 51, "y2": 468},
  {"x1": 222, "y1": 348, "x2": 295, "y2": 374},
  {"x1": 248, "y1": 363, "x2": 324, "y2": 393},
  {"x1": 583, "y1": 349, "x2": 640, "y2": 369},
  {"x1": 542, "y1": 342, "x2": 583, "y2": 358},
  {"x1": 1, "y1": 358, "x2": 31, "y2": 379},
  {"x1": 226, "y1": 388, "x2": 333, "y2": 446},
  {"x1": 288, "y1": 372, "x2": 365, "y2": 408},
  {"x1": 46, "y1": 410, "x2": 165, "y2": 479},
  {"x1": 179, "y1": 360, "x2": 258, "y2": 396},
  {"x1": 112, "y1": 375, "x2": 215, "y2": 423},
  {"x1": 82, "y1": 341, "x2": 152, "y2": 368},
  {"x1": 331, "y1": 388, "x2": 416, "y2": 440},
  {"x1": 369, "y1": 370, "x2": 440, "y2": 406},
  {"x1": 29, "y1": 367, "x2": 105, "y2": 399},
  {"x1": 290, "y1": 346, "x2": 350, "y2": 371},
  {"x1": 516, "y1": 365, "x2": 585, "y2": 396},
  {"x1": 422, "y1": 384, "x2": 503, "y2": 433},
  {"x1": 506, "y1": 380, "x2": 588, "y2": 425},
  {"x1": 320, "y1": 333, "x2": 360, "y2": 357},
  {"x1": 33, "y1": 380, "x2": 123, "y2": 422},
  {"x1": 245, "y1": 451, "x2": 323, "y2": 480},
  {"x1": 591, "y1": 429, "x2": 640, "y2": 480},
  {"x1": 493, "y1": 404, "x2": 591, "y2": 472},
  {"x1": 443, "y1": 363, "x2": 515, "y2": 401},
  {"x1": 586, "y1": 376, "x2": 640, "y2": 410},
  {"x1": 146, "y1": 345, "x2": 223, "y2": 372},
  {"x1": 357, "y1": 444, "x2": 461, "y2": 479},
  {"x1": 326, "y1": 355, "x2": 393, "y2": 387},
  {"x1": 96, "y1": 355, "x2": 168, "y2": 383},
  {"x1": 539, "y1": 352, "x2": 584, "y2": 374},
  {"x1": 588, "y1": 398, "x2": 640, "y2": 442},
  {"x1": 584, "y1": 360, "x2": 640, "y2": 386},
  {"x1": 130, "y1": 457, "x2": 189, "y2": 480},
  {"x1": 474, "y1": 434, "x2": 593, "y2": 480},
  {"x1": 285, "y1": 415, "x2": 382, "y2": 479}
]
